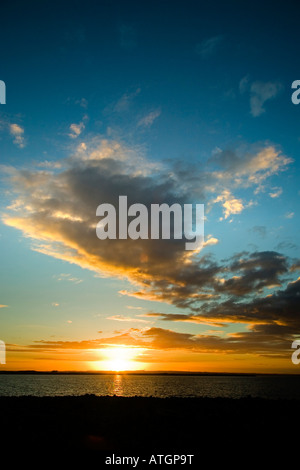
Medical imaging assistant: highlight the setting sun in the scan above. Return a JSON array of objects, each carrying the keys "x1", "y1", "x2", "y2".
[{"x1": 97, "y1": 347, "x2": 145, "y2": 372}]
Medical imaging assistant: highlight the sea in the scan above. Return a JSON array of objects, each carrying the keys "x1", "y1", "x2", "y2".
[{"x1": 0, "y1": 373, "x2": 300, "y2": 399}]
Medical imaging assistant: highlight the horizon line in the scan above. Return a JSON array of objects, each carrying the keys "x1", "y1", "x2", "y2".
[{"x1": 0, "y1": 370, "x2": 299, "y2": 376}]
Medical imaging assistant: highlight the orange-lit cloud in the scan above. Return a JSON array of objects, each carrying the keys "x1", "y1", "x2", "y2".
[{"x1": 6, "y1": 320, "x2": 293, "y2": 359}]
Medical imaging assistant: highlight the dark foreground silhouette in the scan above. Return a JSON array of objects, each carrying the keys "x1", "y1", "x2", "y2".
[{"x1": 0, "y1": 395, "x2": 298, "y2": 464}]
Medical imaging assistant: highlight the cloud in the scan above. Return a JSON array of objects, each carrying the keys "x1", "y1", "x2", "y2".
[
  {"x1": 291, "y1": 261, "x2": 300, "y2": 271},
  {"x1": 107, "y1": 314, "x2": 150, "y2": 323},
  {"x1": 137, "y1": 109, "x2": 161, "y2": 128},
  {"x1": 2, "y1": 137, "x2": 298, "y2": 346},
  {"x1": 203, "y1": 235, "x2": 219, "y2": 247},
  {"x1": 206, "y1": 146, "x2": 291, "y2": 192},
  {"x1": 75, "y1": 98, "x2": 88, "y2": 109},
  {"x1": 140, "y1": 326, "x2": 290, "y2": 354},
  {"x1": 2, "y1": 138, "x2": 200, "y2": 308},
  {"x1": 196, "y1": 35, "x2": 223, "y2": 58},
  {"x1": 198, "y1": 276, "x2": 300, "y2": 333},
  {"x1": 23, "y1": 331, "x2": 147, "y2": 351},
  {"x1": 144, "y1": 275, "x2": 300, "y2": 340},
  {"x1": 213, "y1": 190, "x2": 244, "y2": 219},
  {"x1": 216, "y1": 251, "x2": 289, "y2": 296},
  {"x1": 1, "y1": 142, "x2": 292, "y2": 244},
  {"x1": 269, "y1": 187, "x2": 282, "y2": 198},
  {"x1": 68, "y1": 116, "x2": 87, "y2": 139},
  {"x1": 119, "y1": 249, "x2": 292, "y2": 312},
  {"x1": 112, "y1": 89, "x2": 141, "y2": 113},
  {"x1": 18, "y1": 302, "x2": 298, "y2": 356},
  {"x1": 275, "y1": 241, "x2": 297, "y2": 251},
  {"x1": 9, "y1": 123, "x2": 25, "y2": 148},
  {"x1": 37, "y1": 160, "x2": 62, "y2": 169},
  {"x1": 0, "y1": 305, "x2": 8, "y2": 308},
  {"x1": 285, "y1": 212, "x2": 294, "y2": 219},
  {"x1": 69, "y1": 122, "x2": 85, "y2": 139},
  {"x1": 144, "y1": 311, "x2": 221, "y2": 326},
  {"x1": 250, "y1": 81, "x2": 283, "y2": 117},
  {"x1": 170, "y1": 146, "x2": 291, "y2": 214},
  {"x1": 6, "y1": 254, "x2": 300, "y2": 358},
  {"x1": 239, "y1": 75, "x2": 250, "y2": 94},
  {"x1": 54, "y1": 273, "x2": 83, "y2": 284}
]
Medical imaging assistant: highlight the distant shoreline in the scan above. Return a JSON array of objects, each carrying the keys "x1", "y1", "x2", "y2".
[{"x1": 0, "y1": 370, "x2": 299, "y2": 376}]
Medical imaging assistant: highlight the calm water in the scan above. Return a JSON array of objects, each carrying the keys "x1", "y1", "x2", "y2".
[{"x1": 0, "y1": 374, "x2": 300, "y2": 399}]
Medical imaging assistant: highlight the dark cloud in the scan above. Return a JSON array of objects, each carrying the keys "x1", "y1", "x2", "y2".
[
  {"x1": 148, "y1": 277, "x2": 300, "y2": 336},
  {"x1": 216, "y1": 251, "x2": 289, "y2": 296},
  {"x1": 275, "y1": 241, "x2": 298, "y2": 251}
]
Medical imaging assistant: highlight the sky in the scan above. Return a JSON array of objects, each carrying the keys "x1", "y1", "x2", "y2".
[{"x1": 0, "y1": 0, "x2": 299, "y2": 372}]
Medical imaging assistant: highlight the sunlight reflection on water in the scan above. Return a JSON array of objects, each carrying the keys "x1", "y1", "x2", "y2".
[{"x1": 112, "y1": 374, "x2": 124, "y2": 396}]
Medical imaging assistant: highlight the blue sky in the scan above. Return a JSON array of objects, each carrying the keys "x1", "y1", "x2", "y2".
[{"x1": 0, "y1": 0, "x2": 299, "y2": 372}]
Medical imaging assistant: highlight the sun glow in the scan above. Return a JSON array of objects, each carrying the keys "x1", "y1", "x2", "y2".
[{"x1": 97, "y1": 346, "x2": 145, "y2": 371}]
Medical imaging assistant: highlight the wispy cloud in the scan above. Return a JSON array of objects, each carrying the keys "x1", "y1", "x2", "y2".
[
  {"x1": 9, "y1": 123, "x2": 25, "y2": 148},
  {"x1": 113, "y1": 89, "x2": 141, "y2": 113},
  {"x1": 239, "y1": 77, "x2": 283, "y2": 117},
  {"x1": 75, "y1": 98, "x2": 88, "y2": 109},
  {"x1": 37, "y1": 160, "x2": 62, "y2": 169},
  {"x1": 213, "y1": 190, "x2": 244, "y2": 219},
  {"x1": 107, "y1": 314, "x2": 150, "y2": 323},
  {"x1": 269, "y1": 187, "x2": 282, "y2": 198},
  {"x1": 206, "y1": 146, "x2": 292, "y2": 194},
  {"x1": 54, "y1": 273, "x2": 83, "y2": 284},
  {"x1": 250, "y1": 81, "x2": 283, "y2": 117},
  {"x1": 275, "y1": 240, "x2": 297, "y2": 251},
  {"x1": 69, "y1": 122, "x2": 85, "y2": 138},
  {"x1": 68, "y1": 115, "x2": 88, "y2": 139},
  {"x1": 203, "y1": 235, "x2": 219, "y2": 247},
  {"x1": 239, "y1": 75, "x2": 250, "y2": 94},
  {"x1": 196, "y1": 35, "x2": 224, "y2": 58},
  {"x1": 137, "y1": 109, "x2": 161, "y2": 128}
]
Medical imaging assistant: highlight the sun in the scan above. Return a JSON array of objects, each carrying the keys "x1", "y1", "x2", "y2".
[{"x1": 98, "y1": 346, "x2": 144, "y2": 372}]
